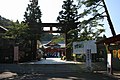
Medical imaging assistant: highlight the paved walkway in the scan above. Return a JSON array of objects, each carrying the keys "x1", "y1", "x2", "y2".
[
  {"x1": 0, "y1": 58, "x2": 83, "y2": 79},
  {"x1": 21, "y1": 58, "x2": 82, "y2": 64},
  {"x1": 0, "y1": 58, "x2": 120, "y2": 80}
]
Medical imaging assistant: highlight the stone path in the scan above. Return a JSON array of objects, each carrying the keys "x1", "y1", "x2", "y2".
[
  {"x1": 0, "y1": 58, "x2": 120, "y2": 80},
  {"x1": 21, "y1": 58, "x2": 82, "y2": 64}
]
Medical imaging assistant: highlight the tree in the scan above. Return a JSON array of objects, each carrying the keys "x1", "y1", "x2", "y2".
[
  {"x1": 52, "y1": 34, "x2": 64, "y2": 43},
  {"x1": 0, "y1": 21, "x2": 31, "y2": 62},
  {"x1": 57, "y1": 0, "x2": 79, "y2": 30},
  {"x1": 24, "y1": 0, "x2": 42, "y2": 60},
  {"x1": 4, "y1": 21, "x2": 32, "y2": 58},
  {"x1": 76, "y1": 0, "x2": 105, "y2": 41},
  {"x1": 24, "y1": 0, "x2": 42, "y2": 25},
  {"x1": 57, "y1": 0, "x2": 79, "y2": 60},
  {"x1": 24, "y1": 0, "x2": 42, "y2": 35},
  {"x1": 57, "y1": 0, "x2": 79, "y2": 45},
  {"x1": 77, "y1": 0, "x2": 115, "y2": 37},
  {"x1": 4, "y1": 21, "x2": 29, "y2": 42}
]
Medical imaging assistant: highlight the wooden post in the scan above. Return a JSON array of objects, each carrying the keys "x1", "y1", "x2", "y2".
[
  {"x1": 14, "y1": 46, "x2": 19, "y2": 63},
  {"x1": 104, "y1": 43, "x2": 113, "y2": 75}
]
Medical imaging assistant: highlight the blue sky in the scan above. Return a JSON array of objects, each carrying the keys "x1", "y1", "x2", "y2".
[
  {"x1": 104, "y1": 0, "x2": 120, "y2": 37},
  {"x1": 0, "y1": 0, "x2": 119, "y2": 37}
]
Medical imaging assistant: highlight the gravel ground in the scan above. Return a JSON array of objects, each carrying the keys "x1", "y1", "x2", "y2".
[
  {"x1": 0, "y1": 58, "x2": 119, "y2": 80},
  {"x1": 2, "y1": 71, "x2": 119, "y2": 80}
]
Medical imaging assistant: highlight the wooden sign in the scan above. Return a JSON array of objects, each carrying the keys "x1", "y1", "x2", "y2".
[
  {"x1": 113, "y1": 50, "x2": 117, "y2": 58},
  {"x1": 118, "y1": 49, "x2": 120, "y2": 59},
  {"x1": 14, "y1": 46, "x2": 19, "y2": 62}
]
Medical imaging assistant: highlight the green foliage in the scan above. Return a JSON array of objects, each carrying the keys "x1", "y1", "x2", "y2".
[
  {"x1": 81, "y1": 0, "x2": 100, "y2": 7},
  {"x1": 57, "y1": 0, "x2": 79, "y2": 31},
  {"x1": 57, "y1": 0, "x2": 105, "y2": 48},
  {"x1": 57, "y1": 0, "x2": 78, "y2": 22},
  {"x1": 77, "y1": 0, "x2": 105, "y2": 40},
  {"x1": 57, "y1": 0, "x2": 79, "y2": 48},
  {"x1": 24, "y1": 1, "x2": 42, "y2": 24},
  {"x1": 24, "y1": 0, "x2": 42, "y2": 40},
  {"x1": 52, "y1": 35, "x2": 64, "y2": 43},
  {"x1": 41, "y1": 33, "x2": 64, "y2": 43},
  {"x1": 4, "y1": 21, "x2": 29, "y2": 40},
  {"x1": 41, "y1": 33, "x2": 54, "y2": 41},
  {"x1": 3, "y1": 21, "x2": 31, "y2": 53}
]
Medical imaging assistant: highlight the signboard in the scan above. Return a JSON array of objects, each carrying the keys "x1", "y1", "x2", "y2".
[
  {"x1": 86, "y1": 49, "x2": 92, "y2": 70},
  {"x1": 14, "y1": 46, "x2": 19, "y2": 62},
  {"x1": 107, "y1": 53, "x2": 112, "y2": 74},
  {"x1": 73, "y1": 40, "x2": 97, "y2": 54},
  {"x1": 73, "y1": 41, "x2": 85, "y2": 54},
  {"x1": 113, "y1": 49, "x2": 120, "y2": 59},
  {"x1": 118, "y1": 50, "x2": 120, "y2": 59},
  {"x1": 113, "y1": 50, "x2": 117, "y2": 58},
  {"x1": 107, "y1": 53, "x2": 111, "y2": 68}
]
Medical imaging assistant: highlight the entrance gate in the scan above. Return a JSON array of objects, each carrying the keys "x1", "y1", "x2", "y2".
[
  {"x1": 27, "y1": 0, "x2": 78, "y2": 60},
  {"x1": 32, "y1": 23, "x2": 78, "y2": 60}
]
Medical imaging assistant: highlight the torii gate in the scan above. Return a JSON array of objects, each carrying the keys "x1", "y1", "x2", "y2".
[
  {"x1": 30, "y1": 0, "x2": 78, "y2": 60},
  {"x1": 31, "y1": 23, "x2": 78, "y2": 60}
]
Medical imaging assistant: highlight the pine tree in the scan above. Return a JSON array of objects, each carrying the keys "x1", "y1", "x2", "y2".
[
  {"x1": 57, "y1": 0, "x2": 79, "y2": 44},
  {"x1": 57, "y1": 0, "x2": 79, "y2": 32},
  {"x1": 24, "y1": 0, "x2": 42, "y2": 25},
  {"x1": 76, "y1": 0, "x2": 105, "y2": 40},
  {"x1": 24, "y1": 0, "x2": 42, "y2": 60},
  {"x1": 57, "y1": 0, "x2": 79, "y2": 60}
]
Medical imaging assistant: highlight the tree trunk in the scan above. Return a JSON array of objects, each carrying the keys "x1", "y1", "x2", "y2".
[
  {"x1": 65, "y1": 32, "x2": 72, "y2": 61},
  {"x1": 31, "y1": 39, "x2": 37, "y2": 60}
]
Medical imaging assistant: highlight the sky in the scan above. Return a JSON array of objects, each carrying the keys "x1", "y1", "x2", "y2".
[
  {"x1": 104, "y1": 0, "x2": 120, "y2": 37},
  {"x1": 0, "y1": 0, "x2": 120, "y2": 37}
]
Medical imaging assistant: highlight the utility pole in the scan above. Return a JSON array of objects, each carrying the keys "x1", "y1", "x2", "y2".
[
  {"x1": 102, "y1": 0, "x2": 116, "y2": 36},
  {"x1": 102, "y1": 0, "x2": 115, "y2": 75}
]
